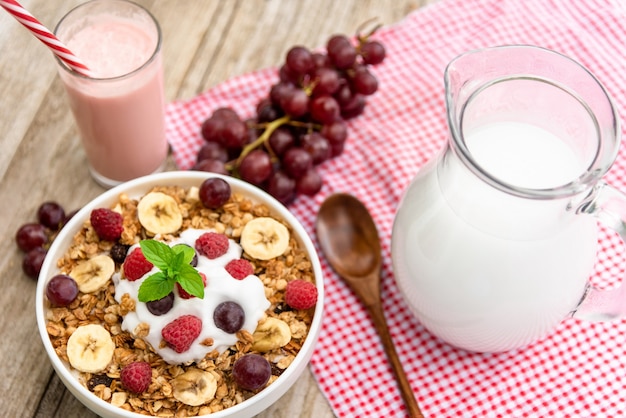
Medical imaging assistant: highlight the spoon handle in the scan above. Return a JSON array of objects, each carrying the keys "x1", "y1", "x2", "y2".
[{"x1": 367, "y1": 301, "x2": 425, "y2": 418}]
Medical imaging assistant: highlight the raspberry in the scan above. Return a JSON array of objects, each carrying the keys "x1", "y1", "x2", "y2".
[
  {"x1": 195, "y1": 232, "x2": 229, "y2": 259},
  {"x1": 284, "y1": 279, "x2": 318, "y2": 310},
  {"x1": 120, "y1": 361, "x2": 152, "y2": 393},
  {"x1": 177, "y1": 272, "x2": 207, "y2": 299},
  {"x1": 162, "y1": 315, "x2": 202, "y2": 353},
  {"x1": 123, "y1": 247, "x2": 153, "y2": 281},
  {"x1": 225, "y1": 259, "x2": 254, "y2": 280},
  {"x1": 90, "y1": 208, "x2": 124, "y2": 241}
]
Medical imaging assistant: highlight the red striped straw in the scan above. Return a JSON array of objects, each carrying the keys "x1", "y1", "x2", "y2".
[{"x1": 1, "y1": 0, "x2": 94, "y2": 77}]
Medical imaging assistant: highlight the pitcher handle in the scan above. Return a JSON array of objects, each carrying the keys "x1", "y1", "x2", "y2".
[{"x1": 573, "y1": 181, "x2": 626, "y2": 320}]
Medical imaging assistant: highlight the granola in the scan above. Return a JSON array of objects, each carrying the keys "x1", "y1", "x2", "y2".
[{"x1": 45, "y1": 184, "x2": 317, "y2": 416}]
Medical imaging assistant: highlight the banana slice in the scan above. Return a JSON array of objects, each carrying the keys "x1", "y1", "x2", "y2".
[
  {"x1": 251, "y1": 317, "x2": 291, "y2": 352},
  {"x1": 240, "y1": 217, "x2": 290, "y2": 260},
  {"x1": 171, "y1": 368, "x2": 217, "y2": 406},
  {"x1": 69, "y1": 254, "x2": 115, "y2": 293},
  {"x1": 66, "y1": 324, "x2": 115, "y2": 373},
  {"x1": 137, "y1": 192, "x2": 183, "y2": 235}
]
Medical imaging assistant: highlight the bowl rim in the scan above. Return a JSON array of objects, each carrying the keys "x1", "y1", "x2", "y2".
[{"x1": 35, "y1": 171, "x2": 324, "y2": 418}]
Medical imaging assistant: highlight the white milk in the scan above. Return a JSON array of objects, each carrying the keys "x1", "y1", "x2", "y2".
[{"x1": 392, "y1": 122, "x2": 598, "y2": 352}]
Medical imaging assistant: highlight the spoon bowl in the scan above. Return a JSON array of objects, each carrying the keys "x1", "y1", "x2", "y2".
[
  {"x1": 316, "y1": 193, "x2": 424, "y2": 418},
  {"x1": 316, "y1": 193, "x2": 381, "y2": 283}
]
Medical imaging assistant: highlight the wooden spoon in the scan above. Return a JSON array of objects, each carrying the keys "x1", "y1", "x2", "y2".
[{"x1": 316, "y1": 193, "x2": 424, "y2": 418}]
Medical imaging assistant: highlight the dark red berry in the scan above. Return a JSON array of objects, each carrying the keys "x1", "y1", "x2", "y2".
[
  {"x1": 225, "y1": 259, "x2": 254, "y2": 280},
  {"x1": 284, "y1": 279, "x2": 318, "y2": 309},
  {"x1": 110, "y1": 243, "x2": 130, "y2": 264},
  {"x1": 232, "y1": 354, "x2": 272, "y2": 391},
  {"x1": 146, "y1": 292, "x2": 175, "y2": 316},
  {"x1": 23, "y1": 247, "x2": 47, "y2": 279},
  {"x1": 120, "y1": 362, "x2": 152, "y2": 393},
  {"x1": 195, "y1": 232, "x2": 229, "y2": 259},
  {"x1": 90, "y1": 208, "x2": 124, "y2": 241},
  {"x1": 45, "y1": 274, "x2": 79, "y2": 306},
  {"x1": 37, "y1": 201, "x2": 66, "y2": 230},
  {"x1": 123, "y1": 247, "x2": 153, "y2": 281},
  {"x1": 213, "y1": 301, "x2": 245, "y2": 333},
  {"x1": 162, "y1": 315, "x2": 202, "y2": 353},
  {"x1": 15, "y1": 223, "x2": 48, "y2": 252},
  {"x1": 199, "y1": 178, "x2": 231, "y2": 209}
]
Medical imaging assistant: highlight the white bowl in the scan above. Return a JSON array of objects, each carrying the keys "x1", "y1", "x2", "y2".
[{"x1": 36, "y1": 171, "x2": 324, "y2": 418}]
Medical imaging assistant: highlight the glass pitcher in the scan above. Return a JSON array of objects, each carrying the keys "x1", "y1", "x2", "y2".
[{"x1": 391, "y1": 45, "x2": 625, "y2": 352}]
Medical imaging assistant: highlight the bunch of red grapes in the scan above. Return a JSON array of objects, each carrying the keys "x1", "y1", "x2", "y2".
[{"x1": 192, "y1": 31, "x2": 386, "y2": 204}]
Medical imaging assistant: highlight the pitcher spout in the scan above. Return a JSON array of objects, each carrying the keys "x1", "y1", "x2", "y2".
[{"x1": 443, "y1": 44, "x2": 619, "y2": 200}]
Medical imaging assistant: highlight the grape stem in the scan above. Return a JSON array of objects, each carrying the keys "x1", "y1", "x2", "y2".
[
  {"x1": 356, "y1": 18, "x2": 382, "y2": 42},
  {"x1": 287, "y1": 120, "x2": 321, "y2": 130},
  {"x1": 233, "y1": 115, "x2": 291, "y2": 167}
]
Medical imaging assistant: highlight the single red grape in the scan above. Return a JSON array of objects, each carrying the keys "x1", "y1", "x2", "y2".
[
  {"x1": 232, "y1": 354, "x2": 271, "y2": 391},
  {"x1": 267, "y1": 171, "x2": 296, "y2": 205},
  {"x1": 213, "y1": 301, "x2": 245, "y2": 334},
  {"x1": 340, "y1": 93, "x2": 366, "y2": 119},
  {"x1": 15, "y1": 223, "x2": 48, "y2": 252},
  {"x1": 239, "y1": 149, "x2": 272, "y2": 185},
  {"x1": 270, "y1": 82, "x2": 295, "y2": 106},
  {"x1": 351, "y1": 66, "x2": 378, "y2": 96},
  {"x1": 146, "y1": 292, "x2": 175, "y2": 316},
  {"x1": 360, "y1": 40, "x2": 386, "y2": 65},
  {"x1": 333, "y1": 83, "x2": 353, "y2": 107},
  {"x1": 311, "y1": 67, "x2": 341, "y2": 96},
  {"x1": 199, "y1": 177, "x2": 232, "y2": 209},
  {"x1": 328, "y1": 43, "x2": 357, "y2": 69},
  {"x1": 23, "y1": 247, "x2": 47, "y2": 279},
  {"x1": 282, "y1": 147, "x2": 312, "y2": 179},
  {"x1": 280, "y1": 88, "x2": 309, "y2": 118},
  {"x1": 201, "y1": 117, "x2": 225, "y2": 142},
  {"x1": 256, "y1": 98, "x2": 281, "y2": 122},
  {"x1": 310, "y1": 96, "x2": 340, "y2": 124},
  {"x1": 220, "y1": 119, "x2": 249, "y2": 149},
  {"x1": 37, "y1": 201, "x2": 66, "y2": 230},
  {"x1": 321, "y1": 120, "x2": 348, "y2": 145},
  {"x1": 285, "y1": 46, "x2": 314, "y2": 75},
  {"x1": 268, "y1": 127, "x2": 295, "y2": 156},
  {"x1": 45, "y1": 274, "x2": 79, "y2": 306},
  {"x1": 296, "y1": 169, "x2": 323, "y2": 195},
  {"x1": 196, "y1": 142, "x2": 228, "y2": 163},
  {"x1": 327, "y1": 34, "x2": 351, "y2": 55},
  {"x1": 301, "y1": 132, "x2": 331, "y2": 165}
]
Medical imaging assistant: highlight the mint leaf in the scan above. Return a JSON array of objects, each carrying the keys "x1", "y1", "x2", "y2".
[
  {"x1": 138, "y1": 272, "x2": 175, "y2": 302},
  {"x1": 172, "y1": 243, "x2": 196, "y2": 265},
  {"x1": 136, "y1": 239, "x2": 205, "y2": 301},
  {"x1": 177, "y1": 264, "x2": 205, "y2": 299},
  {"x1": 169, "y1": 249, "x2": 187, "y2": 272},
  {"x1": 140, "y1": 240, "x2": 173, "y2": 271}
]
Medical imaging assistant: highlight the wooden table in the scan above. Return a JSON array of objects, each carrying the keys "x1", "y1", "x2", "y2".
[{"x1": 0, "y1": 0, "x2": 436, "y2": 416}]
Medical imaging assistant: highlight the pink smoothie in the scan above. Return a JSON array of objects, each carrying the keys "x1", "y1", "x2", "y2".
[{"x1": 58, "y1": 14, "x2": 167, "y2": 186}]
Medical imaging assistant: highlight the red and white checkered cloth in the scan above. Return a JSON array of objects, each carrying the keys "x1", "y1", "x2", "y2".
[{"x1": 165, "y1": 0, "x2": 626, "y2": 416}]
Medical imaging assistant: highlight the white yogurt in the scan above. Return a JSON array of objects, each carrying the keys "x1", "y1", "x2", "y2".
[{"x1": 113, "y1": 229, "x2": 270, "y2": 364}]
